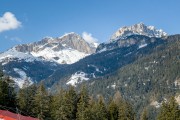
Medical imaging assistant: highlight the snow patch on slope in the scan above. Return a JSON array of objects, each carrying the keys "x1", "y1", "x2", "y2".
[
  {"x1": 0, "y1": 47, "x2": 41, "y2": 63},
  {"x1": 174, "y1": 79, "x2": 180, "y2": 86},
  {"x1": 97, "y1": 47, "x2": 107, "y2": 53},
  {"x1": 31, "y1": 48, "x2": 88, "y2": 64},
  {"x1": 138, "y1": 43, "x2": 147, "y2": 49},
  {"x1": 66, "y1": 72, "x2": 89, "y2": 86},
  {"x1": 58, "y1": 32, "x2": 75, "y2": 39},
  {"x1": 150, "y1": 101, "x2": 161, "y2": 108},
  {"x1": 12, "y1": 68, "x2": 33, "y2": 88}
]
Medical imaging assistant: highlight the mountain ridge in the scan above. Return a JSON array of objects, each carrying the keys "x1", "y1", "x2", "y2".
[
  {"x1": 0, "y1": 32, "x2": 98, "y2": 87},
  {"x1": 1, "y1": 32, "x2": 98, "y2": 64},
  {"x1": 110, "y1": 23, "x2": 167, "y2": 41}
]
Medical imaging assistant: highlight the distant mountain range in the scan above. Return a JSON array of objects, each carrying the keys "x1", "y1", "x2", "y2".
[{"x1": 0, "y1": 23, "x2": 175, "y2": 87}]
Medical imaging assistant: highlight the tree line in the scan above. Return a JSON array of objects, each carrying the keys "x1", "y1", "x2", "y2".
[{"x1": 0, "y1": 69, "x2": 180, "y2": 120}]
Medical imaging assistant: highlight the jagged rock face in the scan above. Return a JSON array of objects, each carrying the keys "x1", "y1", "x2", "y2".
[
  {"x1": 56, "y1": 33, "x2": 96, "y2": 54},
  {"x1": 96, "y1": 35, "x2": 159, "y2": 53},
  {"x1": 15, "y1": 33, "x2": 96, "y2": 54},
  {"x1": 96, "y1": 23, "x2": 167, "y2": 53},
  {"x1": 110, "y1": 23, "x2": 167, "y2": 41},
  {"x1": 10, "y1": 32, "x2": 97, "y2": 64}
]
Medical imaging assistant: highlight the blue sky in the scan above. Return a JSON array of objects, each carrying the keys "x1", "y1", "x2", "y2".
[{"x1": 0, "y1": 0, "x2": 180, "y2": 52}]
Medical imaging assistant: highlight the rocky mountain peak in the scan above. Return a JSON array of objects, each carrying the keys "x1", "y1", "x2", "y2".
[
  {"x1": 14, "y1": 32, "x2": 96, "y2": 54},
  {"x1": 1, "y1": 32, "x2": 98, "y2": 64},
  {"x1": 110, "y1": 23, "x2": 168, "y2": 41}
]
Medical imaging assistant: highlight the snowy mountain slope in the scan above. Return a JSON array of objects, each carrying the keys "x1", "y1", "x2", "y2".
[
  {"x1": 30, "y1": 48, "x2": 88, "y2": 64},
  {"x1": 96, "y1": 23, "x2": 168, "y2": 53},
  {"x1": 13, "y1": 32, "x2": 97, "y2": 64},
  {"x1": 1, "y1": 32, "x2": 97, "y2": 65},
  {"x1": 0, "y1": 32, "x2": 98, "y2": 87},
  {"x1": 0, "y1": 47, "x2": 42, "y2": 64},
  {"x1": 110, "y1": 23, "x2": 167, "y2": 41},
  {"x1": 12, "y1": 68, "x2": 33, "y2": 88},
  {"x1": 2, "y1": 59, "x2": 63, "y2": 88},
  {"x1": 66, "y1": 71, "x2": 89, "y2": 86}
]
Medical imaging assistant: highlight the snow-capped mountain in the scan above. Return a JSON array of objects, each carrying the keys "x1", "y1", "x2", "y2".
[
  {"x1": 0, "y1": 32, "x2": 98, "y2": 87},
  {"x1": 96, "y1": 23, "x2": 168, "y2": 53},
  {"x1": 13, "y1": 32, "x2": 97, "y2": 64},
  {"x1": 110, "y1": 23, "x2": 167, "y2": 41},
  {"x1": 0, "y1": 23, "x2": 170, "y2": 88}
]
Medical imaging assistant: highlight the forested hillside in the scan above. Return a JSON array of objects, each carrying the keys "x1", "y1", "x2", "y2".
[
  {"x1": 0, "y1": 69, "x2": 179, "y2": 120},
  {"x1": 83, "y1": 35, "x2": 180, "y2": 119}
]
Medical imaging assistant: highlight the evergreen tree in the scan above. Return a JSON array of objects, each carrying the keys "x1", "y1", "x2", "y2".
[
  {"x1": 51, "y1": 88, "x2": 66, "y2": 120},
  {"x1": 17, "y1": 84, "x2": 37, "y2": 117},
  {"x1": 0, "y1": 75, "x2": 16, "y2": 109},
  {"x1": 76, "y1": 85, "x2": 89, "y2": 120},
  {"x1": 95, "y1": 96, "x2": 108, "y2": 120},
  {"x1": 113, "y1": 91, "x2": 122, "y2": 105},
  {"x1": 51, "y1": 86, "x2": 78, "y2": 120},
  {"x1": 118, "y1": 101, "x2": 135, "y2": 120},
  {"x1": 17, "y1": 88, "x2": 27, "y2": 112},
  {"x1": 157, "y1": 97, "x2": 180, "y2": 120},
  {"x1": 85, "y1": 96, "x2": 96, "y2": 120},
  {"x1": 33, "y1": 82, "x2": 50, "y2": 120},
  {"x1": 108, "y1": 98, "x2": 119, "y2": 120},
  {"x1": 64, "y1": 86, "x2": 77, "y2": 119},
  {"x1": 0, "y1": 65, "x2": 3, "y2": 78}
]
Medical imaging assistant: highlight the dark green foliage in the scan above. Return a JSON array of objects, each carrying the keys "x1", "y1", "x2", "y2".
[
  {"x1": 0, "y1": 73, "x2": 16, "y2": 110},
  {"x1": 95, "y1": 96, "x2": 108, "y2": 120},
  {"x1": 0, "y1": 65, "x2": 3, "y2": 78},
  {"x1": 118, "y1": 101, "x2": 135, "y2": 120},
  {"x1": 32, "y1": 82, "x2": 50, "y2": 120},
  {"x1": 76, "y1": 86, "x2": 90, "y2": 120},
  {"x1": 108, "y1": 91, "x2": 123, "y2": 120},
  {"x1": 51, "y1": 86, "x2": 77, "y2": 120},
  {"x1": 157, "y1": 97, "x2": 180, "y2": 120},
  {"x1": 17, "y1": 84, "x2": 37, "y2": 117},
  {"x1": 64, "y1": 86, "x2": 78, "y2": 119},
  {"x1": 0, "y1": 75, "x2": 179, "y2": 120},
  {"x1": 108, "y1": 99, "x2": 119, "y2": 120}
]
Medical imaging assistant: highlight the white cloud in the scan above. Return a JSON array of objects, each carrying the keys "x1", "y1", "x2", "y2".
[
  {"x1": 0, "y1": 12, "x2": 21, "y2": 33},
  {"x1": 82, "y1": 32, "x2": 98, "y2": 44}
]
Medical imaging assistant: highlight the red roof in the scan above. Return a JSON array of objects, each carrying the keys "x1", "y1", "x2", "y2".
[{"x1": 0, "y1": 110, "x2": 39, "y2": 120}]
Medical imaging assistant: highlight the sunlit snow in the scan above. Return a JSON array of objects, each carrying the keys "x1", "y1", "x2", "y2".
[
  {"x1": 66, "y1": 72, "x2": 89, "y2": 86},
  {"x1": 138, "y1": 43, "x2": 147, "y2": 49},
  {"x1": 12, "y1": 68, "x2": 33, "y2": 88},
  {"x1": 31, "y1": 48, "x2": 88, "y2": 64}
]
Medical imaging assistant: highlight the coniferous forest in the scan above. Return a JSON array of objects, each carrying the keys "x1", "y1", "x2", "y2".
[{"x1": 0, "y1": 69, "x2": 180, "y2": 120}]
